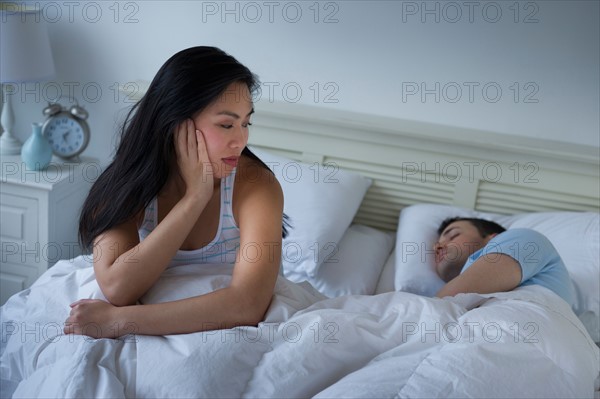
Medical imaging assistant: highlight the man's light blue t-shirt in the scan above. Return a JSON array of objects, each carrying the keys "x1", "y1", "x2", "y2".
[{"x1": 461, "y1": 228, "x2": 575, "y2": 306}]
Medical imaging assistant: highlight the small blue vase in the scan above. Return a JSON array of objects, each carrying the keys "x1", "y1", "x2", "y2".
[{"x1": 21, "y1": 123, "x2": 52, "y2": 170}]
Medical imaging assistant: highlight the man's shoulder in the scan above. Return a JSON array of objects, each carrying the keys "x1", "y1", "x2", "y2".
[
  {"x1": 487, "y1": 228, "x2": 556, "y2": 256},
  {"x1": 494, "y1": 228, "x2": 548, "y2": 242}
]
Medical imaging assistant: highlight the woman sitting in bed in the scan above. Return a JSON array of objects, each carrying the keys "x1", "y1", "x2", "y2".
[{"x1": 64, "y1": 46, "x2": 285, "y2": 338}]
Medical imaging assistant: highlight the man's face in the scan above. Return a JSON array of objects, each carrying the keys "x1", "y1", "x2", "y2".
[{"x1": 434, "y1": 221, "x2": 494, "y2": 282}]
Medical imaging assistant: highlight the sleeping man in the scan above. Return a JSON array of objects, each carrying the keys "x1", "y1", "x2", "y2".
[{"x1": 433, "y1": 217, "x2": 575, "y2": 306}]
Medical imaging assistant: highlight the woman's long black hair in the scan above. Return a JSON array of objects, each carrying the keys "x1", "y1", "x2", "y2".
[{"x1": 79, "y1": 46, "x2": 288, "y2": 251}]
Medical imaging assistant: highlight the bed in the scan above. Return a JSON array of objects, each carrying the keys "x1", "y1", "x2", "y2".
[{"x1": 1, "y1": 98, "x2": 599, "y2": 398}]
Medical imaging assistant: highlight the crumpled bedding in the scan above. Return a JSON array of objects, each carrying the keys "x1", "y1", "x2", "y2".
[{"x1": 1, "y1": 256, "x2": 598, "y2": 398}]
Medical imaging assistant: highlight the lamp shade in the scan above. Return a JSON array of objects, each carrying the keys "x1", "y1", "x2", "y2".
[{"x1": 0, "y1": 9, "x2": 56, "y2": 83}]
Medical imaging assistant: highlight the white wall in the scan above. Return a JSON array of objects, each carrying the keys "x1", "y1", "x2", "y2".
[{"x1": 4, "y1": 0, "x2": 599, "y2": 162}]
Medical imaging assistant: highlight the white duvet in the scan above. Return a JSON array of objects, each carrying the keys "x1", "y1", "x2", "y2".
[{"x1": 1, "y1": 256, "x2": 598, "y2": 398}]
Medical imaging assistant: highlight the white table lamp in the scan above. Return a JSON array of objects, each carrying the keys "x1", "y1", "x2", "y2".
[{"x1": 0, "y1": 7, "x2": 56, "y2": 155}]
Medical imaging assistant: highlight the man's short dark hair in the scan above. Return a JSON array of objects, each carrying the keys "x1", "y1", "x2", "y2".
[{"x1": 437, "y1": 217, "x2": 506, "y2": 237}]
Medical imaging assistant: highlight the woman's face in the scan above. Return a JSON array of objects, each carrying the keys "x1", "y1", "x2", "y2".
[{"x1": 192, "y1": 81, "x2": 253, "y2": 179}]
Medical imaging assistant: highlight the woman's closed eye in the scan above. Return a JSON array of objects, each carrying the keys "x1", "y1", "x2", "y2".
[{"x1": 220, "y1": 122, "x2": 252, "y2": 129}]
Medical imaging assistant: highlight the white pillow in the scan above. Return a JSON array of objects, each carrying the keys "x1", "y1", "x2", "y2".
[
  {"x1": 375, "y1": 248, "x2": 397, "y2": 294},
  {"x1": 394, "y1": 204, "x2": 599, "y2": 340},
  {"x1": 248, "y1": 146, "x2": 371, "y2": 279},
  {"x1": 307, "y1": 224, "x2": 395, "y2": 297}
]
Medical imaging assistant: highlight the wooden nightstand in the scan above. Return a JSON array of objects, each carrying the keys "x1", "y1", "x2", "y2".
[{"x1": 0, "y1": 155, "x2": 99, "y2": 305}]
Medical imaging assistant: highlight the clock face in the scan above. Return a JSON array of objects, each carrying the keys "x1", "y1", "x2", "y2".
[{"x1": 43, "y1": 112, "x2": 89, "y2": 158}]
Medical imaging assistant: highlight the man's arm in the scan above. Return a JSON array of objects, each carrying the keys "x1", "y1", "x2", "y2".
[{"x1": 435, "y1": 253, "x2": 522, "y2": 298}]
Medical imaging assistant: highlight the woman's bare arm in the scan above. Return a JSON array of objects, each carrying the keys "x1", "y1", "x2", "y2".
[
  {"x1": 65, "y1": 163, "x2": 283, "y2": 337},
  {"x1": 93, "y1": 120, "x2": 214, "y2": 306}
]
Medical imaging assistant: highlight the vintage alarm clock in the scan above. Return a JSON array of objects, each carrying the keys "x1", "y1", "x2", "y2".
[{"x1": 41, "y1": 100, "x2": 90, "y2": 159}]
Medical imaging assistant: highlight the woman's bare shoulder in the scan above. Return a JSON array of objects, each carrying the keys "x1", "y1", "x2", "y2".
[
  {"x1": 233, "y1": 155, "x2": 283, "y2": 207},
  {"x1": 237, "y1": 155, "x2": 281, "y2": 189}
]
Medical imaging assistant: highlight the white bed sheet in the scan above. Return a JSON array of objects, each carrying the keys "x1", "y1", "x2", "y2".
[{"x1": 1, "y1": 256, "x2": 598, "y2": 398}]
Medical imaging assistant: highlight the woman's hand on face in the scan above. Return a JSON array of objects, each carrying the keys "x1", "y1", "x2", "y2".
[
  {"x1": 64, "y1": 299, "x2": 132, "y2": 339},
  {"x1": 174, "y1": 119, "x2": 214, "y2": 200}
]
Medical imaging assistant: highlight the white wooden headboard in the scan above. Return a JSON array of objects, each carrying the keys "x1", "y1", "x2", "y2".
[
  {"x1": 249, "y1": 101, "x2": 599, "y2": 231},
  {"x1": 121, "y1": 84, "x2": 599, "y2": 232}
]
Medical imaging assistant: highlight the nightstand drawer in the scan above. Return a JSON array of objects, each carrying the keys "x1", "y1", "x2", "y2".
[
  {"x1": 1, "y1": 155, "x2": 98, "y2": 305},
  {"x1": 0, "y1": 262, "x2": 39, "y2": 304},
  {"x1": 1, "y1": 193, "x2": 38, "y2": 243}
]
